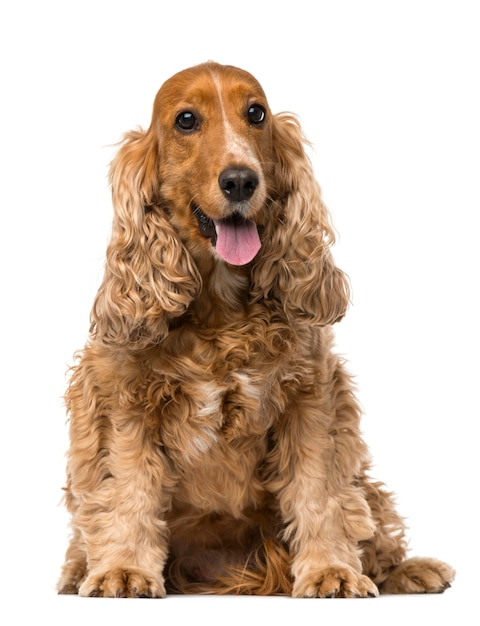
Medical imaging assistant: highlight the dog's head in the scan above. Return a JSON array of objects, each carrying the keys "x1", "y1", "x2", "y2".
[
  {"x1": 152, "y1": 63, "x2": 274, "y2": 267},
  {"x1": 91, "y1": 62, "x2": 349, "y2": 347}
]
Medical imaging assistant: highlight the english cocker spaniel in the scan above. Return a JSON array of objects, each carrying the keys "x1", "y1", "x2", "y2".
[{"x1": 58, "y1": 61, "x2": 454, "y2": 598}]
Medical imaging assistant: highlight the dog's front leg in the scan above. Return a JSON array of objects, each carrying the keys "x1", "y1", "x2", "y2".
[
  {"x1": 69, "y1": 412, "x2": 171, "y2": 598},
  {"x1": 271, "y1": 386, "x2": 379, "y2": 598}
]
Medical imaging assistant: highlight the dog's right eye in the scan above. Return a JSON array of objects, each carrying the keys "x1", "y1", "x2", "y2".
[
  {"x1": 247, "y1": 104, "x2": 266, "y2": 126},
  {"x1": 175, "y1": 111, "x2": 198, "y2": 132}
]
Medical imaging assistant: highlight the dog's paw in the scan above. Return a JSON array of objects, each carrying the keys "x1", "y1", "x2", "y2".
[
  {"x1": 79, "y1": 568, "x2": 166, "y2": 598},
  {"x1": 380, "y1": 557, "x2": 455, "y2": 594},
  {"x1": 292, "y1": 565, "x2": 379, "y2": 598}
]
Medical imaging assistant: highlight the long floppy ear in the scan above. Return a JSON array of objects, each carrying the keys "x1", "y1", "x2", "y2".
[
  {"x1": 251, "y1": 113, "x2": 350, "y2": 325},
  {"x1": 90, "y1": 128, "x2": 201, "y2": 347}
]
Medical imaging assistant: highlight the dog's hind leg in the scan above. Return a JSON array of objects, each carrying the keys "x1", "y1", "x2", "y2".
[
  {"x1": 58, "y1": 527, "x2": 87, "y2": 594},
  {"x1": 379, "y1": 557, "x2": 455, "y2": 594},
  {"x1": 359, "y1": 473, "x2": 455, "y2": 593}
]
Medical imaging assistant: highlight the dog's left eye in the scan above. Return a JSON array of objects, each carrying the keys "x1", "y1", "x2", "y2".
[
  {"x1": 247, "y1": 104, "x2": 266, "y2": 125},
  {"x1": 175, "y1": 111, "x2": 199, "y2": 132}
]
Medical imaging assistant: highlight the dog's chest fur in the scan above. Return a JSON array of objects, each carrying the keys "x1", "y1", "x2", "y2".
[
  {"x1": 157, "y1": 365, "x2": 272, "y2": 516},
  {"x1": 137, "y1": 316, "x2": 300, "y2": 517}
]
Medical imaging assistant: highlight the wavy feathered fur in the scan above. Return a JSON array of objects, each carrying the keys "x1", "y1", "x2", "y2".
[{"x1": 58, "y1": 61, "x2": 454, "y2": 598}]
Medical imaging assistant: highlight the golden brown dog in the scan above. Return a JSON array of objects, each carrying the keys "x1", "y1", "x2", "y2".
[{"x1": 58, "y1": 61, "x2": 454, "y2": 598}]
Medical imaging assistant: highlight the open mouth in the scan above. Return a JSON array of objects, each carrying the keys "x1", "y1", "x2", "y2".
[
  {"x1": 192, "y1": 205, "x2": 261, "y2": 266},
  {"x1": 192, "y1": 205, "x2": 218, "y2": 245}
]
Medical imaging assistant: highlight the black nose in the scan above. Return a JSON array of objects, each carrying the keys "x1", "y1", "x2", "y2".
[{"x1": 218, "y1": 167, "x2": 259, "y2": 202}]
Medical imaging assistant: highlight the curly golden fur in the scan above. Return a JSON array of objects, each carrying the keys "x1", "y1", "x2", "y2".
[{"x1": 58, "y1": 61, "x2": 454, "y2": 598}]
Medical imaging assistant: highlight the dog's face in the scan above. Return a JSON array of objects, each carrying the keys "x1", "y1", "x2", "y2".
[
  {"x1": 95, "y1": 61, "x2": 351, "y2": 345},
  {"x1": 151, "y1": 63, "x2": 275, "y2": 266}
]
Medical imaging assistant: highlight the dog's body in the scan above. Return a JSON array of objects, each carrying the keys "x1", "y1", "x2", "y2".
[{"x1": 58, "y1": 62, "x2": 454, "y2": 598}]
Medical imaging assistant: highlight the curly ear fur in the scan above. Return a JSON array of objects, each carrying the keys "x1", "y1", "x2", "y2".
[
  {"x1": 90, "y1": 128, "x2": 201, "y2": 347},
  {"x1": 252, "y1": 113, "x2": 350, "y2": 325}
]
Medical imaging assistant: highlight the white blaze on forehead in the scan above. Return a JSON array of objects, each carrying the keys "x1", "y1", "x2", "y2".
[{"x1": 211, "y1": 72, "x2": 261, "y2": 166}]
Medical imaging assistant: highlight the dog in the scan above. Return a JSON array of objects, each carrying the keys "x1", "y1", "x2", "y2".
[{"x1": 58, "y1": 61, "x2": 454, "y2": 598}]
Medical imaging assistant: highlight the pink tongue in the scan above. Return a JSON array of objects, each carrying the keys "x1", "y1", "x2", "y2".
[{"x1": 214, "y1": 219, "x2": 261, "y2": 266}]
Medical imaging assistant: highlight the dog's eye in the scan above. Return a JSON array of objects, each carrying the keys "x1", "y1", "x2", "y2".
[
  {"x1": 247, "y1": 104, "x2": 266, "y2": 125},
  {"x1": 175, "y1": 111, "x2": 198, "y2": 132}
]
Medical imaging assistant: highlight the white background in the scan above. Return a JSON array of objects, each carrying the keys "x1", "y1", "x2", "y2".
[{"x1": 1, "y1": 1, "x2": 478, "y2": 623}]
